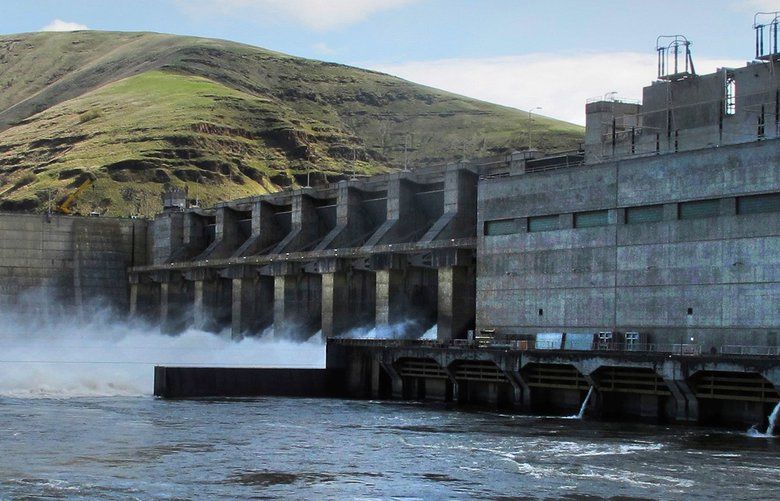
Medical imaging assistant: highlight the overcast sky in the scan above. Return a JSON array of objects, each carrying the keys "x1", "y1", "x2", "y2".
[{"x1": 2, "y1": 0, "x2": 778, "y2": 124}]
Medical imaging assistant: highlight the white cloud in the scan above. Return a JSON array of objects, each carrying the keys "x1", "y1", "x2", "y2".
[
  {"x1": 40, "y1": 19, "x2": 89, "y2": 32},
  {"x1": 312, "y1": 42, "x2": 336, "y2": 55},
  {"x1": 369, "y1": 52, "x2": 745, "y2": 125},
  {"x1": 178, "y1": 0, "x2": 417, "y2": 31},
  {"x1": 738, "y1": 0, "x2": 780, "y2": 12}
]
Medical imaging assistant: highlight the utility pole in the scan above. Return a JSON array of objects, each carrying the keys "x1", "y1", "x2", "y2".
[
  {"x1": 351, "y1": 147, "x2": 358, "y2": 180},
  {"x1": 527, "y1": 106, "x2": 542, "y2": 150},
  {"x1": 403, "y1": 133, "x2": 410, "y2": 172}
]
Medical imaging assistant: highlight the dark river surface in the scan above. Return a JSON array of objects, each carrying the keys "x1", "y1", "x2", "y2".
[{"x1": 1, "y1": 397, "x2": 779, "y2": 500}]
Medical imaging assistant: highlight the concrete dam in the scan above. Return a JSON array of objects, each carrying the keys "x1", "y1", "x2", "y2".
[{"x1": 3, "y1": 46, "x2": 780, "y2": 429}]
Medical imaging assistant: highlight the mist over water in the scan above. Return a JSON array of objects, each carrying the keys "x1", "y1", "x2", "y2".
[
  {"x1": 338, "y1": 319, "x2": 437, "y2": 340},
  {"x1": 0, "y1": 292, "x2": 325, "y2": 398},
  {"x1": 0, "y1": 289, "x2": 439, "y2": 398}
]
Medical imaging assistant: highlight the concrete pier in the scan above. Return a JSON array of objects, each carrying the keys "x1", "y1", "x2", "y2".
[{"x1": 326, "y1": 339, "x2": 780, "y2": 426}]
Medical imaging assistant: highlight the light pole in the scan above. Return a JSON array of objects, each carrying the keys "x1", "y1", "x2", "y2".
[{"x1": 527, "y1": 106, "x2": 542, "y2": 150}]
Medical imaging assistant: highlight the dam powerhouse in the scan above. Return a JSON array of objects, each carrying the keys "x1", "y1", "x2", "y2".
[{"x1": 2, "y1": 34, "x2": 779, "y2": 427}]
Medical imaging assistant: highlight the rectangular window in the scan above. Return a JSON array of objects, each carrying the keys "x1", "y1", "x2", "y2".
[
  {"x1": 626, "y1": 204, "x2": 664, "y2": 224},
  {"x1": 574, "y1": 210, "x2": 609, "y2": 228},
  {"x1": 484, "y1": 219, "x2": 518, "y2": 236},
  {"x1": 737, "y1": 193, "x2": 780, "y2": 215},
  {"x1": 527, "y1": 214, "x2": 559, "y2": 232},
  {"x1": 679, "y1": 199, "x2": 720, "y2": 220}
]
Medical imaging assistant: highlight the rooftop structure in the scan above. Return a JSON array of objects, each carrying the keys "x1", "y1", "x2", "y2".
[{"x1": 586, "y1": 21, "x2": 780, "y2": 163}]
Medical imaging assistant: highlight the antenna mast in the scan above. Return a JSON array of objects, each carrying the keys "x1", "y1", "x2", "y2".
[{"x1": 656, "y1": 35, "x2": 696, "y2": 81}]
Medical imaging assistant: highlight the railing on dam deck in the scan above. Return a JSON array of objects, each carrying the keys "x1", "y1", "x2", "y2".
[
  {"x1": 328, "y1": 338, "x2": 780, "y2": 358},
  {"x1": 329, "y1": 338, "x2": 444, "y2": 348},
  {"x1": 532, "y1": 341, "x2": 704, "y2": 356},
  {"x1": 720, "y1": 345, "x2": 780, "y2": 357}
]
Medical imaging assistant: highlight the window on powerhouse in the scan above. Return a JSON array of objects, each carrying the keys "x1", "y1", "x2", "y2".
[
  {"x1": 574, "y1": 210, "x2": 609, "y2": 228},
  {"x1": 678, "y1": 199, "x2": 720, "y2": 219},
  {"x1": 483, "y1": 192, "x2": 779, "y2": 235},
  {"x1": 483, "y1": 219, "x2": 518, "y2": 236},
  {"x1": 626, "y1": 204, "x2": 664, "y2": 224},
  {"x1": 737, "y1": 192, "x2": 780, "y2": 215},
  {"x1": 527, "y1": 214, "x2": 559, "y2": 232}
]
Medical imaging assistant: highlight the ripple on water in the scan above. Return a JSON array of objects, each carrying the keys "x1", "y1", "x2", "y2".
[{"x1": 228, "y1": 471, "x2": 335, "y2": 487}]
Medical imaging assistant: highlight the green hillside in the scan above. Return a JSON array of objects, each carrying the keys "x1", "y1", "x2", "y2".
[{"x1": 0, "y1": 31, "x2": 583, "y2": 216}]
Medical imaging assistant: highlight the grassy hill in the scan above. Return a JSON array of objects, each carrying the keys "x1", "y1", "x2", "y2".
[{"x1": 0, "y1": 31, "x2": 583, "y2": 216}]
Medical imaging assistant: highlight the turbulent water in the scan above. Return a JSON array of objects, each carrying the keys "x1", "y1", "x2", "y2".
[
  {"x1": 1, "y1": 397, "x2": 779, "y2": 499},
  {"x1": 0, "y1": 301, "x2": 778, "y2": 499}
]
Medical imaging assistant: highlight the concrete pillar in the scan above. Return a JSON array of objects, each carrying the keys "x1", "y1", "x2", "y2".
[
  {"x1": 379, "y1": 360, "x2": 403, "y2": 399},
  {"x1": 443, "y1": 365, "x2": 460, "y2": 404},
  {"x1": 371, "y1": 358, "x2": 381, "y2": 398},
  {"x1": 160, "y1": 282, "x2": 170, "y2": 327},
  {"x1": 321, "y1": 272, "x2": 349, "y2": 339},
  {"x1": 664, "y1": 378, "x2": 700, "y2": 422},
  {"x1": 268, "y1": 264, "x2": 321, "y2": 339},
  {"x1": 192, "y1": 278, "x2": 228, "y2": 332},
  {"x1": 231, "y1": 277, "x2": 256, "y2": 340},
  {"x1": 129, "y1": 283, "x2": 139, "y2": 317},
  {"x1": 420, "y1": 166, "x2": 478, "y2": 242},
  {"x1": 487, "y1": 383, "x2": 499, "y2": 406},
  {"x1": 273, "y1": 275, "x2": 296, "y2": 336},
  {"x1": 375, "y1": 269, "x2": 404, "y2": 325},
  {"x1": 364, "y1": 177, "x2": 424, "y2": 247},
  {"x1": 129, "y1": 280, "x2": 160, "y2": 321},
  {"x1": 437, "y1": 266, "x2": 475, "y2": 342},
  {"x1": 503, "y1": 366, "x2": 531, "y2": 409},
  {"x1": 272, "y1": 193, "x2": 318, "y2": 253},
  {"x1": 316, "y1": 182, "x2": 367, "y2": 250},
  {"x1": 193, "y1": 280, "x2": 208, "y2": 330},
  {"x1": 215, "y1": 207, "x2": 240, "y2": 246},
  {"x1": 160, "y1": 280, "x2": 188, "y2": 334}
]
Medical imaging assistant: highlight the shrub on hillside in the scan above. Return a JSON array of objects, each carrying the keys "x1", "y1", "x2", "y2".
[{"x1": 78, "y1": 109, "x2": 102, "y2": 124}]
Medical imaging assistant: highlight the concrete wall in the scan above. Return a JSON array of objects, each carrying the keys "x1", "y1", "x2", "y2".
[
  {"x1": 0, "y1": 213, "x2": 147, "y2": 312},
  {"x1": 134, "y1": 163, "x2": 480, "y2": 341},
  {"x1": 477, "y1": 138, "x2": 780, "y2": 349},
  {"x1": 586, "y1": 61, "x2": 780, "y2": 163}
]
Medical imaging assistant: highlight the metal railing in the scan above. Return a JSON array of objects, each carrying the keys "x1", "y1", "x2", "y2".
[
  {"x1": 720, "y1": 345, "x2": 780, "y2": 357},
  {"x1": 328, "y1": 338, "x2": 780, "y2": 359},
  {"x1": 500, "y1": 340, "x2": 703, "y2": 356},
  {"x1": 328, "y1": 338, "x2": 444, "y2": 348}
]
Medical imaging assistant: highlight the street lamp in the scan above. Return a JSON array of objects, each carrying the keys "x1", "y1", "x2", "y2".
[{"x1": 527, "y1": 106, "x2": 542, "y2": 150}]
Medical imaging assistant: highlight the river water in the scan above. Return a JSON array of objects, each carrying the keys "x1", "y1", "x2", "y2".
[
  {"x1": 1, "y1": 396, "x2": 779, "y2": 500},
  {"x1": 0, "y1": 309, "x2": 778, "y2": 499}
]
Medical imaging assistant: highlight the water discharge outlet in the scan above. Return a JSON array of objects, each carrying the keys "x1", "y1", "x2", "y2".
[
  {"x1": 569, "y1": 386, "x2": 594, "y2": 420},
  {"x1": 748, "y1": 400, "x2": 780, "y2": 438}
]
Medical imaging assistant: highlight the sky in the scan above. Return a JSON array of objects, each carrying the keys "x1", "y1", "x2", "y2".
[{"x1": 1, "y1": 0, "x2": 779, "y2": 124}]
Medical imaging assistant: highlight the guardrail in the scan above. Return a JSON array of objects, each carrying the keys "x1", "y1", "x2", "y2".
[
  {"x1": 495, "y1": 341, "x2": 704, "y2": 355},
  {"x1": 720, "y1": 345, "x2": 780, "y2": 356},
  {"x1": 329, "y1": 338, "x2": 780, "y2": 358},
  {"x1": 328, "y1": 338, "x2": 444, "y2": 348}
]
